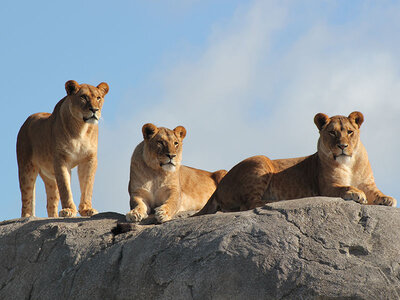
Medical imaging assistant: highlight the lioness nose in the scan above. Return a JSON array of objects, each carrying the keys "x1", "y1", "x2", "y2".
[
  {"x1": 89, "y1": 107, "x2": 99, "y2": 113},
  {"x1": 166, "y1": 154, "x2": 176, "y2": 159},
  {"x1": 338, "y1": 144, "x2": 348, "y2": 150}
]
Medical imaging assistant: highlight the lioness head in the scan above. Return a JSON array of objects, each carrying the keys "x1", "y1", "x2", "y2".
[
  {"x1": 65, "y1": 80, "x2": 109, "y2": 124},
  {"x1": 314, "y1": 111, "x2": 364, "y2": 163},
  {"x1": 142, "y1": 123, "x2": 187, "y2": 172}
]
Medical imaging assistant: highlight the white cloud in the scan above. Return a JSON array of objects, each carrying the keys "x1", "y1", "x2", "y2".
[{"x1": 93, "y1": 0, "x2": 400, "y2": 215}]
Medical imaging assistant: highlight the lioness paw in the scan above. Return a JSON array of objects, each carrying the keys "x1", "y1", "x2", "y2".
[
  {"x1": 126, "y1": 209, "x2": 147, "y2": 222},
  {"x1": 155, "y1": 206, "x2": 173, "y2": 223},
  {"x1": 374, "y1": 196, "x2": 397, "y2": 207},
  {"x1": 79, "y1": 208, "x2": 98, "y2": 216},
  {"x1": 342, "y1": 189, "x2": 367, "y2": 204},
  {"x1": 59, "y1": 208, "x2": 77, "y2": 217}
]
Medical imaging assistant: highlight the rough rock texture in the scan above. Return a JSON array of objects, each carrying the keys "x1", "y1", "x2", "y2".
[{"x1": 1, "y1": 197, "x2": 400, "y2": 300}]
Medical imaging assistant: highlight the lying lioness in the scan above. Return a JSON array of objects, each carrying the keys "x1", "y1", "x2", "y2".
[
  {"x1": 126, "y1": 123, "x2": 226, "y2": 223},
  {"x1": 17, "y1": 80, "x2": 109, "y2": 217},
  {"x1": 196, "y1": 111, "x2": 396, "y2": 215}
]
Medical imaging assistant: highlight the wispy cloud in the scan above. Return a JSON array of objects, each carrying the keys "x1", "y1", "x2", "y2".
[{"x1": 93, "y1": 0, "x2": 400, "y2": 215}]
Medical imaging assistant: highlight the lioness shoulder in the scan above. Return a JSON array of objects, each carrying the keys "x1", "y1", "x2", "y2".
[
  {"x1": 126, "y1": 123, "x2": 226, "y2": 223},
  {"x1": 196, "y1": 111, "x2": 396, "y2": 216},
  {"x1": 17, "y1": 80, "x2": 109, "y2": 217}
]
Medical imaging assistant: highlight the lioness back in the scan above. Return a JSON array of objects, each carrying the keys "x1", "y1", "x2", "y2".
[{"x1": 126, "y1": 123, "x2": 226, "y2": 223}]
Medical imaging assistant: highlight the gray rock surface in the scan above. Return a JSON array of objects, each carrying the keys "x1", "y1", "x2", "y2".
[{"x1": 1, "y1": 197, "x2": 400, "y2": 300}]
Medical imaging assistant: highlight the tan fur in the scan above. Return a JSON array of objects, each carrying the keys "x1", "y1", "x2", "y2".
[
  {"x1": 196, "y1": 111, "x2": 396, "y2": 215},
  {"x1": 16, "y1": 80, "x2": 109, "y2": 217},
  {"x1": 126, "y1": 123, "x2": 227, "y2": 223}
]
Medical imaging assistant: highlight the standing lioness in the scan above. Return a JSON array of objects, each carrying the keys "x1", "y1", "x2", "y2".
[
  {"x1": 126, "y1": 123, "x2": 226, "y2": 223},
  {"x1": 196, "y1": 111, "x2": 396, "y2": 215},
  {"x1": 17, "y1": 80, "x2": 109, "y2": 217}
]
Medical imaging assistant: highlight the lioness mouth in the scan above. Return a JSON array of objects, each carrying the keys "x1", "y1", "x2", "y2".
[
  {"x1": 334, "y1": 154, "x2": 351, "y2": 160},
  {"x1": 83, "y1": 115, "x2": 99, "y2": 122},
  {"x1": 160, "y1": 162, "x2": 175, "y2": 167}
]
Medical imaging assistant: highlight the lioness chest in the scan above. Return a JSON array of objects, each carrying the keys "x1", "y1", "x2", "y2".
[
  {"x1": 319, "y1": 155, "x2": 367, "y2": 190},
  {"x1": 32, "y1": 123, "x2": 97, "y2": 179},
  {"x1": 135, "y1": 174, "x2": 179, "y2": 208},
  {"x1": 60, "y1": 135, "x2": 97, "y2": 166}
]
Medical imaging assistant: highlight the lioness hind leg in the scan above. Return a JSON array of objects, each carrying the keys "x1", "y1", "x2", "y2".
[
  {"x1": 18, "y1": 161, "x2": 39, "y2": 218},
  {"x1": 240, "y1": 177, "x2": 271, "y2": 211},
  {"x1": 237, "y1": 167, "x2": 274, "y2": 211},
  {"x1": 40, "y1": 173, "x2": 60, "y2": 218},
  {"x1": 214, "y1": 155, "x2": 274, "y2": 213}
]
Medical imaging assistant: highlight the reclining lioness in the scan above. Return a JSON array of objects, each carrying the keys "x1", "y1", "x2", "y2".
[
  {"x1": 17, "y1": 80, "x2": 109, "y2": 217},
  {"x1": 126, "y1": 123, "x2": 226, "y2": 223},
  {"x1": 196, "y1": 111, "x2": 396, "y2": 215}
]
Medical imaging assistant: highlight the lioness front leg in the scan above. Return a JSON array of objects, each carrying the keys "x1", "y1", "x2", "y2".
[
  {"x1": 329, "y1": 185, "x2": 368, "y2": 204},
  {"x1": 54, "y1": 160, "x2": 77, "y2": 217},
  {"x1": 360, "y1": 183, "x2": 397, "y2": 206},
  {"x1": 77, "y1": 156, "x2": 98, "y2": 216},
  {"x1": 373, "y1": 196, "x2": 397, "y2": 206},
  {"x1": 155, "y1": 189, "x2": 181, "y2": 223},
  {"x1": 368, "y1": 191, "x2": 397, "y2": 206},
  {"x1": 342, "y1": 187, "x2": 367, "y2": 204},
  {"x1": 126, "y1": 195, "x2": 150, "y2": 222}
]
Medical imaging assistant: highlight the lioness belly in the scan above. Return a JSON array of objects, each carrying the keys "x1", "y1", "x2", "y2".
[
  {"x1": 180, "y1": 192, "x2": 211, "y2": 211},
  {"x1": 262, "y1": 181, "x2": 318, "y2": 202}
]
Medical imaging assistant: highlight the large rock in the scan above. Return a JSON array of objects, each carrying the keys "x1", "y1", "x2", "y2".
[{"x1": 1, "y1": 197, "x2": 400, "y2": 299}]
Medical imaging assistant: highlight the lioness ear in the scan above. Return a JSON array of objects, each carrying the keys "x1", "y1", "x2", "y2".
[
  {"x1": 142, "y1": 123, "x2": 158, "y2": 140},
  {"x1": 97, "y1": 82, "x2": 109, "y2": 97},
  {"x1": 314, "y1": 113, "x2": 330, "y2": 131},
  {"x1": 174, "y1": 126, "x2": 187, "y2": 140},
  {"x1": 65, "y1": 80, "x2": 80, "y2": 95},
  {"x1": 348, "y1": 111, "x2": 364, "y2": 128}
]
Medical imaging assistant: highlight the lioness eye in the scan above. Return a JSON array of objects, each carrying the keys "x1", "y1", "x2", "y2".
[
  {"x1": 174, "y1": 142, "x2": 179, "y2": 147},
  {"x1": 157, "y1": 141, "x2": 163, "y2": 147},
  {"x1": 348, "y1": 130, "x2": 353, "y2": 135},
  {"x1": 97, "y1": 96, "x2": 101, "y2": 101},
  {"x1": 329, "y1": 131, "x2": 335, "y2": 136}
]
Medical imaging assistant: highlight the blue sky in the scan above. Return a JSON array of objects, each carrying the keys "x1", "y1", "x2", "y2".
[{"x1": 1, "y1": 0, "x2": 399, "y2": 220}]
